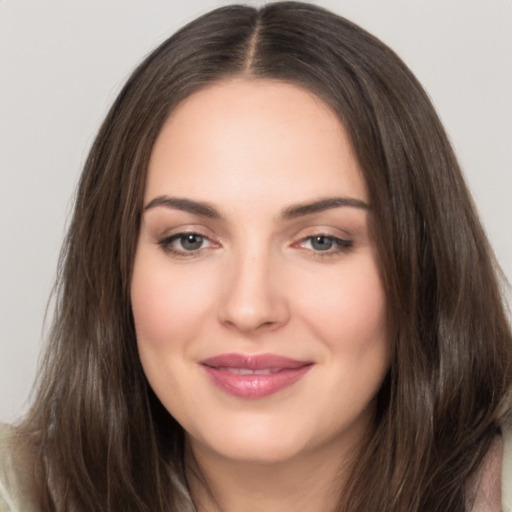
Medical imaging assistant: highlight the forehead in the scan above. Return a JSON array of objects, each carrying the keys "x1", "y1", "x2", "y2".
[{"x1": 145, "y1": 78, "x2": 367, "y2": 206}]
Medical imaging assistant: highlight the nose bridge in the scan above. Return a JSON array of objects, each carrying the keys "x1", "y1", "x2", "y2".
[{"x1": 218, "y1": 238, "x2": 288, "y2": 332}]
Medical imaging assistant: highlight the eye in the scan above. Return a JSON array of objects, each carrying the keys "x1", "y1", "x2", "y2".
[
  {"x1": 309, "y1": 235, "x2": 335, "y2": 251},
  {"x1": 157, "y1": 232, "x2": 216, "y2": 257},
  {"x1": 175, "y1": 233, "x2": 206, "y2": 251},
  {"x1": 297, "y1": 235, "x2": 353, "y2": 254}
]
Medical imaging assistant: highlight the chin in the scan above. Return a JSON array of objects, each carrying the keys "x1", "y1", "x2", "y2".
[
  {"x1": 183, "y1": 410, "x2": 304, "y2": 461},
  {"x1": 193, "y1": 430, "x2": 310, "y2": 465}
]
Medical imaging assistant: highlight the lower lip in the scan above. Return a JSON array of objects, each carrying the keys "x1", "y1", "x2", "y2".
[{"x1": 202, "y1": 365, "x2": 313, "y2": 399}]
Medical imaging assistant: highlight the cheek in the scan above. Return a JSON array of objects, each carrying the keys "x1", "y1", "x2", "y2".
[
  {"x1": 130, "y1": 249, "x2": 216, "y2": 354},
  {"x1": 130, "y1": 249, "x2": 220, "y2": 418},
  {"x1": 301, "y1": 257, "x2": 389, "y2": 426},
  {"x1": 297, "y1": 254, "x2": 387, "y2": 355}
]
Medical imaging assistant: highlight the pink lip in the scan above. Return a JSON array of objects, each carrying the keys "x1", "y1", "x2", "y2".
[{"x1": 200, "y1": 353, "x2": 314, "y2": 399}]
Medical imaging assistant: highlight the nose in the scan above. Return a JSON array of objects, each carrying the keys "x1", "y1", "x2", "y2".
[{"x1": 217, "y1": 247, "x2": 290, "y2": 334}]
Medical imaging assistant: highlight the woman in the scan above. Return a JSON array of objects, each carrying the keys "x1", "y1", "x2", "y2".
[{"x1": 1, "y1": 2, "x2": 511, "y2": 511}]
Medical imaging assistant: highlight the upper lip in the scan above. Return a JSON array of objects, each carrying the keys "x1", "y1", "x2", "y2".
[{"x1": 200, "y1": 353, "x2": 313, "y2": 370}]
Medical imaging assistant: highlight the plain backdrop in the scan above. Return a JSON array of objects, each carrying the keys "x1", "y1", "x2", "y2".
[{"x1": 1, "y1": 0, "x2": 511, "y2": 423}]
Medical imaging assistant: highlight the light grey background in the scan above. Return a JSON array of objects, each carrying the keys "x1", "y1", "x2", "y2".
[{"x1": 1, "y1": 0, "x2": 511, "y2": 423}]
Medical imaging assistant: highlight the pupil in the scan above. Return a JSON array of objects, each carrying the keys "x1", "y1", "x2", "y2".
[
  {"x1": 181, "y1": 234, "x2": 203, "y2": 250},
  {"x1": 311, "y1": 236, "x2": 333, "y2": 251}
]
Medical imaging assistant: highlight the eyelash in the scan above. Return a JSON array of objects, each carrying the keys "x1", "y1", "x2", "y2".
[
  {"x1": 157, "y1": 232, "x2": 215, "y2": 258},
  {"x1": 294, "y1": 234, "x2": 353, "y2": 256},
  {"x1": 157, "y1": 232, "x2": 353, "y2": 259}
]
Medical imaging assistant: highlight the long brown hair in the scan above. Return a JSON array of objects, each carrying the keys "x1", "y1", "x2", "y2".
[{"x1": 18, "y1": 2, "x2": 512, "y2": 510}]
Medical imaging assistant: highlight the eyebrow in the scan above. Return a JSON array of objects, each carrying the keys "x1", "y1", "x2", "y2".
[
  {"x1": 280, "y1": 196, "x2": 369, "y2": 219},
  {"x1": 143, "y1": 195, "x2": 369, "y2": 219},
  {"x1": 144, "y1": 196, "x2": 221, "y2": 218}
]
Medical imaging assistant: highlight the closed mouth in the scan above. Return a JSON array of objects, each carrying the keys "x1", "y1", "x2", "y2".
[{"x1": 199, "y1": 353, "x2": 314, "y2": 398}]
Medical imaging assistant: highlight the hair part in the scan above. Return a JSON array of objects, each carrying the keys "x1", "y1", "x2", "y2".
[{"x1": 17, "y1": 3, "x2": 512, "y2": 511}]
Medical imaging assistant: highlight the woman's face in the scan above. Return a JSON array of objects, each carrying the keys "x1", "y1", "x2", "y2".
[{"x1": 131, "y1": 79, "x2": 389, "y2": 465}]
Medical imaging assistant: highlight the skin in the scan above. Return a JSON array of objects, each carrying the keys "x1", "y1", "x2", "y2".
[{"x1": 131, "y1": 78, "x2": 390, "y2": 512}]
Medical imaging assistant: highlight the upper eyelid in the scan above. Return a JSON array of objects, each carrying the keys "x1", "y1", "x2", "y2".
[
  {"x1": 152, "y1": 220, "x2": 356, "y2": 242},
  {"x1": 164, "y1": 232, "x2": 210, "y2": 241},
  {"x1": 159, "y1": 231, "x2": 217, "y2": 247},
  {"x1": 290, "y1": 224, "x2": 353, "y2": 240},
  {"x1": 294, "y1": 234, "x2": 352, "y2": 246},
  {"x1": 155, "y1": 227, "x2": 352, "y2": 241},
  {"x1": 156, "y1": 225, "x2": 216, "y2": 240}
]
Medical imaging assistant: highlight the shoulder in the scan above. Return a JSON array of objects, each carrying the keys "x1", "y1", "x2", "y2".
[
  {"x1": 503, "y1": 425, "x2": 512, "y2": 511},
  {"x1": 0, "y1": 424, "x2": 39, "y2": 512},
  {"x1": 472, "y1": 425, "x2": 512, "y2": 512}
]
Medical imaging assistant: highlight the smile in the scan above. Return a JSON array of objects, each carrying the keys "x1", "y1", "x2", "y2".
[{"x1": 200, "y1": 353, "x2": 314, "y2": 399}]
